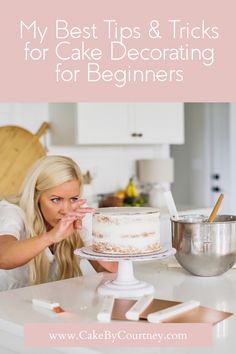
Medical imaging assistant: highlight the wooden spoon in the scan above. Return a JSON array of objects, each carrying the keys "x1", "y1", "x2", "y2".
[{"x1": 207, "y1": 193, "x2": 224, "y2": 223}]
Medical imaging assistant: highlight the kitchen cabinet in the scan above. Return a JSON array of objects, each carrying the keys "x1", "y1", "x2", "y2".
[
  {"x1": 49, "y1": 103, "x2": 184, "y2": 145},
  {"x1": 130, "y1": 103, "x2": 184, "y2": 144},
  {"x1": 77, "y1": 103, "x2": 130, "y2": 144}
]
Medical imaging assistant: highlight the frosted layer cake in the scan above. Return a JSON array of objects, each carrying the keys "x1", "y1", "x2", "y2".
[{"x1": 92, "y1": 207, "x2": 160, "y2": 254}]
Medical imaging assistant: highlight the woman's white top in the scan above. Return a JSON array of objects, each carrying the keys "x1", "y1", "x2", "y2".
[{"x1": 0, "y1": 200, "x2": 92, "y2": 291}]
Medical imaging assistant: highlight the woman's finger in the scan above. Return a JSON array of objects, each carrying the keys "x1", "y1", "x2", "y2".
[
  {"x1": 78, "y1": 199, "x2": 87, "y2": 206},
  {"x1": 74, "y1": 208, "x2": 95, "y2": 214},
  {"x1": 65, "y1": 209, "x2": 94, "y2": 219},
  {"x1": 74, "y1": 219, "x2": 82, "y2": 229},
  {"x1": 60, "y1": 215, "x2": 76, "y2": 221},
  {"x1": 59, "y1": 215, "x2": 77, "y2": 225}
]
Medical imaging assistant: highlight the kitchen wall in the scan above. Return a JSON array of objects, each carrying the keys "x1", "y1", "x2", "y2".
[
  {"x1": 0, "y1": 103, "x2": 170, "y2": 195},
  {"x1": 171, "y1": 103, "x2": 236, "y2": 214},
  {"x1": 49, "y1": 144, "x2": 170, "y2": 195},
  {"x1": 171, "y1": 104, "x2": 211, "y2": 208},
  {"x1": 2, "y1": 102, "x2": 235, "y2": 213},
  {"x1": 229, "y1": 104, "x2": 236, "y2": 213},
  {"x1": 0, "y1": 103, "x2": 48, "y2": 134}
]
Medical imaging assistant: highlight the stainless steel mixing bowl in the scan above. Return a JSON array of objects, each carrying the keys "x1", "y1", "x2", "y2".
[{"x1": 171, "y1": 215, "x2": 236, "y2": 276}]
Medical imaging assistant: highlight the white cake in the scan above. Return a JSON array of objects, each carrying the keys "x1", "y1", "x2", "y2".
[{"x1": 92, "y1": 207, "x2": 160, "y2": 254}]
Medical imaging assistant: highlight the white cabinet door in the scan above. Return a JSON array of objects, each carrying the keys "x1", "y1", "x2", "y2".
[
  {"x1": 131, "y1": 103, "x2": 184, "y2": 144},
  {"x1": 49, "y1": 103, "x2": 184, "y2": 145},
  {"x1": 78, "y1": 103, "x2": 184, "y2": 145},
  {"x1": 77, "y1": 103, "x2": 131, "y2": 144}
]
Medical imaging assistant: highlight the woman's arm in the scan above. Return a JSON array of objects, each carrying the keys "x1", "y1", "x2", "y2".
[
  {"x1": 89, "y1": 260, "x2": 118, "y2": 273},
  {"x1": 0, "y1": 212, "x2": 85, "y2": 269},
  {"x1": 0, "y1": 234, "x2": 51, "y2": 269}
]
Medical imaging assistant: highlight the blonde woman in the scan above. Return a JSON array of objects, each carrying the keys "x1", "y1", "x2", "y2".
[{"x1": 0, "y1": 155, "x2": 117, "y2": 291}]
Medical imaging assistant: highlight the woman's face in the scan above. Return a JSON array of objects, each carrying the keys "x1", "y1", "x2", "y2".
[{"x1": 38, "y1": 179, "x2": 81, "y2": 228}]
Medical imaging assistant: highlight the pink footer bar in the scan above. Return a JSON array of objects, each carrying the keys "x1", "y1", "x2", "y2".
[{"x1": 24, "y1": 322, "x2": 212, "y2": 347}]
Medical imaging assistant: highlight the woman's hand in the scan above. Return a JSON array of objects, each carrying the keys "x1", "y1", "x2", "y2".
[
  {"x1": 46, "y1": 213, "x2": 80, "y2": 244},
  {"x1": 73, "y1": 200, "x2": 95, "y2": 230},
  {"x1": 45, "y1": 207, "x2": 94, "y2": 245}
]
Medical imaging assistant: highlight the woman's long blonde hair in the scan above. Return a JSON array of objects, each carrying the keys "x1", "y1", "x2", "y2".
[{"x1": 17, "y1": 155, "x2": 83, "y2": 285}]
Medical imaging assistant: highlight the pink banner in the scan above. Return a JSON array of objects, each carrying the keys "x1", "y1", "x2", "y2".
[
  {"x1": 0, "y1": 0, "x2": 235, "y2": 101},
  {"x1": 24, "y1": 322, "x2": 212, "y2": 347}
]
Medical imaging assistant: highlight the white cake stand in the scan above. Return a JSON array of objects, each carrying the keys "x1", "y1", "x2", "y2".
[{"x1": 74, "y1": 246, "x2": 175, "y2": 298}]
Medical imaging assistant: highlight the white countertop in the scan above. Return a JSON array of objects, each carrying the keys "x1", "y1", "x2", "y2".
[{"x1": 0, "y1": 261, "x2": 236, "y2": 354}]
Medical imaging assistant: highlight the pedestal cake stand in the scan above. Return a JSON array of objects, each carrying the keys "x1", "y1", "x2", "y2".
[{"x1": 74, "y1": 246, "x2": 175, "y2": 298}]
